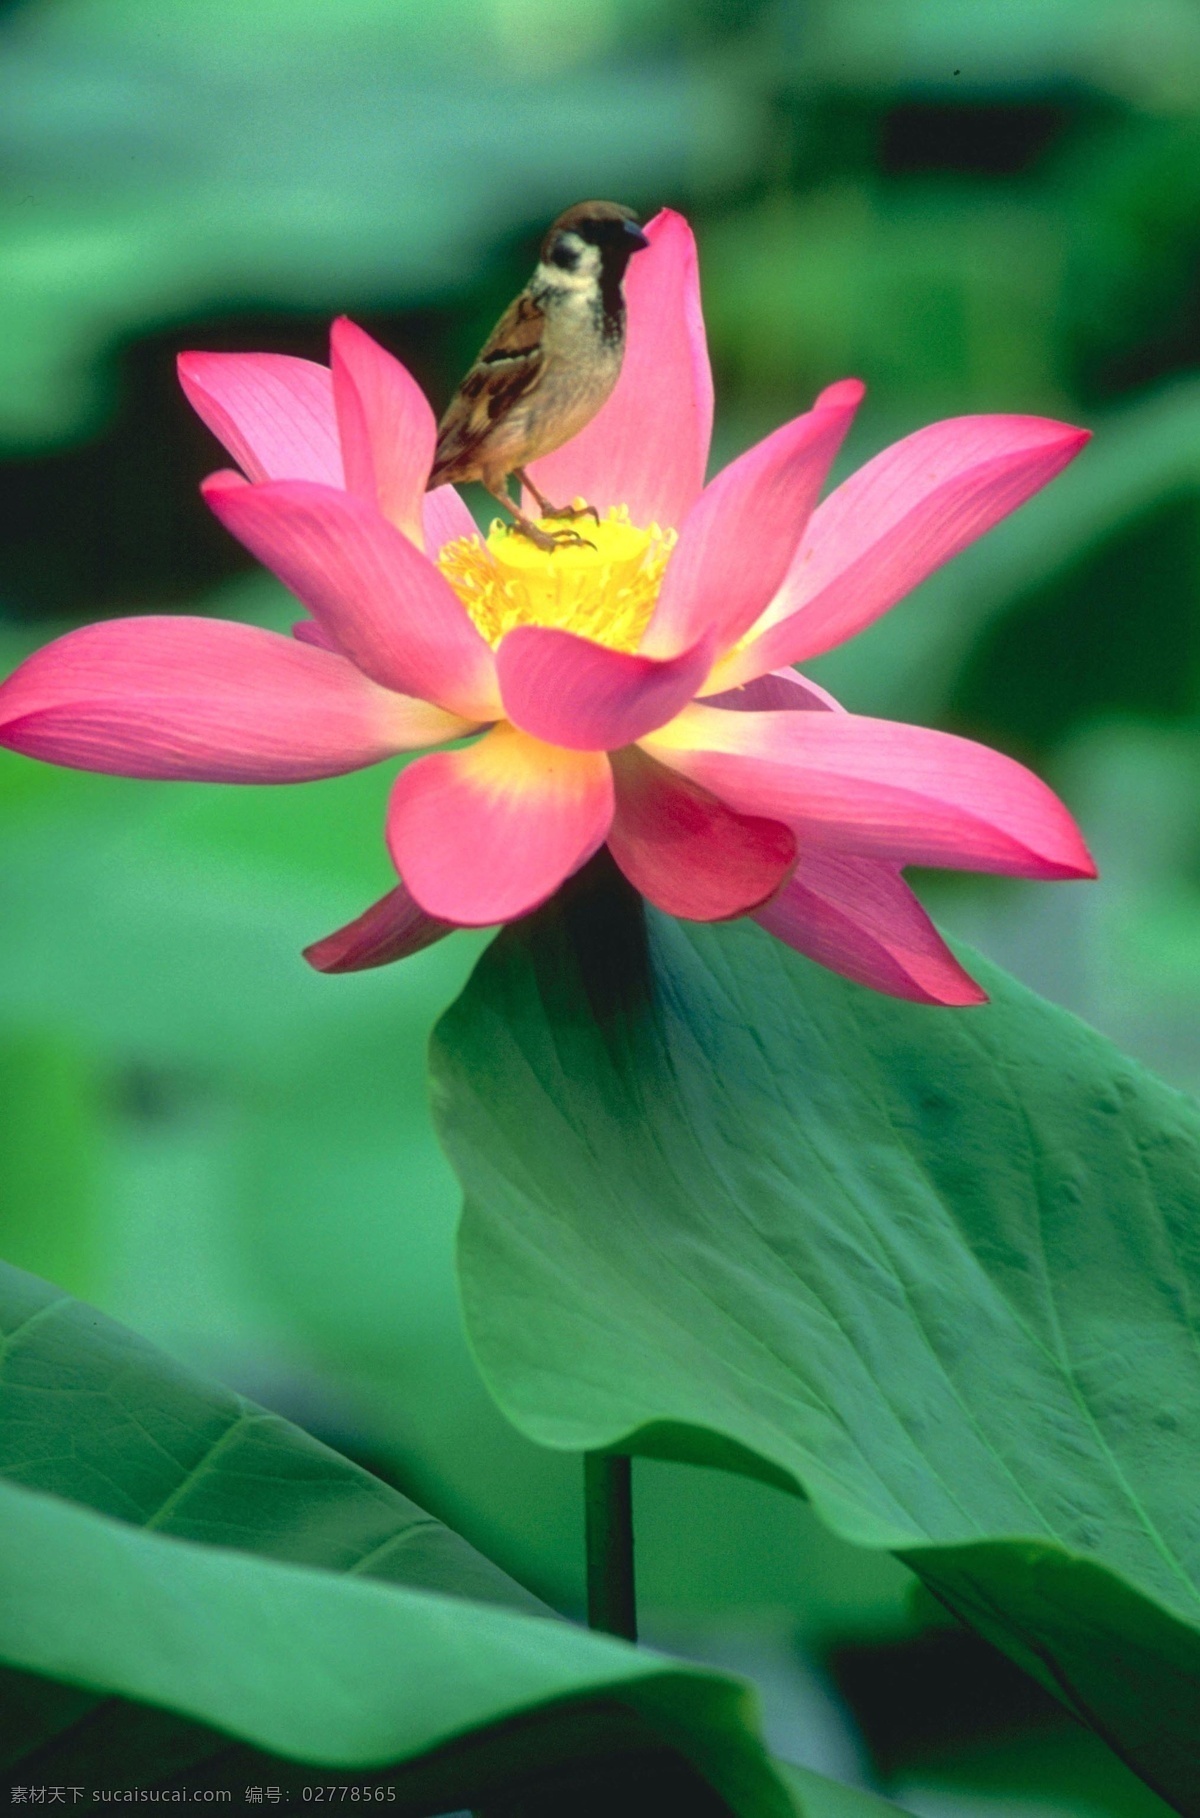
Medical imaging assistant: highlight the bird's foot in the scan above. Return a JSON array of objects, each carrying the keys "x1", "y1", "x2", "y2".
[
  {"x1": 511, "y1": 516, "x2": 595, "y2": 553},
  {"x1": 512, "y1": 472, "x2": 600, "y2": 526},
  {"x1": 544, "y1": 497, "x2": 601, "y2": 526}
]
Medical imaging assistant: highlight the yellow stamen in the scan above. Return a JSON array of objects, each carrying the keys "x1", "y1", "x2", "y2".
[{"x1": 437, "y1": 504, "x2": 676, "y2": 653}]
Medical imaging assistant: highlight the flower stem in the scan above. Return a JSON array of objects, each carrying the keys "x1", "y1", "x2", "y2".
[{"x1": 584, "y1": 1453, "x2": 636, "y2": 1641}]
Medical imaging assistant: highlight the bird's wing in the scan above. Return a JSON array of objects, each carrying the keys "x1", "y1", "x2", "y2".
[{"x1": 429, "y1": 292, "x2": 547, "y2": 485}]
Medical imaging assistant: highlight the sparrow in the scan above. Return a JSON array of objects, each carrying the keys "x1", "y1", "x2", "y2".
[{"x1": 427, "y1": 201, "x2": 651, "y2": 550}]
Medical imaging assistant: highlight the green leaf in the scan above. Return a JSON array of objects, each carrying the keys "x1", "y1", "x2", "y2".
[
  {"x1": 0, "y1": 1258, "x2": 541, "y2": 1609},
  {"x1": 0, "y1": 1480, "x2": 779, "y2": 1814},
  {"x1": 0, "y1": 1258, "x2": 841, "y2": 1816},
  {"x1": 431, "y1": 858, "x2": 1200, "y2": 1814},
  {"x1": 776, "y1": 1763, "x2": 911, "y2": 1818}
]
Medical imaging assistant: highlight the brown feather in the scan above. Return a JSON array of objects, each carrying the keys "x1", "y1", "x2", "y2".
[
  {"x1": 480, "y1": 290, "x2": 545, "y2": 359},
  {"x1": 429, "y1": 292, "x2": 546, "y2": 487}
]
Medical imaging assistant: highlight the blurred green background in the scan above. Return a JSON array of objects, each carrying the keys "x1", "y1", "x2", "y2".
[{"x1": 1, "y1": 2, "x2": 1198, "y2": 1812}]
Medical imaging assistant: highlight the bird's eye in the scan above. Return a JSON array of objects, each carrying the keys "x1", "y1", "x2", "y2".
[{"x1": 551, "y1": 241, "x2": 579, "y2": 271}]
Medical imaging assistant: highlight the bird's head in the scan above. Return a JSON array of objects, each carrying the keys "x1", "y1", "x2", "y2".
[{"x1": 539, "y1": 201, "x2": 650, "y2": 289}]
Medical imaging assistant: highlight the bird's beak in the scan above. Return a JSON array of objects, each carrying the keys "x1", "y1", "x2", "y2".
[{"x1": 623, "y1": 221, "x2": 651, "y2": 250}]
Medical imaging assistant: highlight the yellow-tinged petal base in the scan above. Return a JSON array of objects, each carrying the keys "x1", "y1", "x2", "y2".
[{"x1": 437, "y1": 506, "x2": 675, "y2": 653}]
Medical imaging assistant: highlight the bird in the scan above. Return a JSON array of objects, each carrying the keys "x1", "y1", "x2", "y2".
[{"x1": 427, "y1": 201, "x2": 650, "y2": 551}]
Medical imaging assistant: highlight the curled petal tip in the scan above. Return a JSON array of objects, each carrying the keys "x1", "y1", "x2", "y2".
[
  {"x1": 291, "y1": 618, "x2": 339, "y2": 651},
  {"x1": 328, "y1": 313, "x2": 374, "y2": 356},
  {"x1": 1030, "y1": 818, "x2": 1097, "y2": 882},
  {"x1": 816, "y1": 377, "x2": 866, "y2": 411},
  {"x1": 1034, "y1": 420, "x2": 1091, "y2": 460},
  {"x1": 200, "y1": 467, "x2": 249, "y2": 500},
  {"x1": 1025, "y1": 418, "x2": 1091, "y2": 459},
  {"x1": 303, "y1": 883, "x2": 453, "y2": 973}
]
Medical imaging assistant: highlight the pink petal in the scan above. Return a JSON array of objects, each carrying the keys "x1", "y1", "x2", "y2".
[
  {"x1": 0, "y1": 617, "x2": 465, "y2": 782},
  {"x1": 496, "y1": 625, "x2": 714, "y2": 751},
  {"x1": 719, "y1": 414, "x2": 1090, "y2": 688},
  {"x1": 424, "y1": 484, "x2": 477, "y2": 556},
  {"x1": 388, "y1": 725, "x2": 613, "y2": 925},
  {"x1": 304, "y1": 883, "x2": 453, "y2": 973},
  {"x1": 525, "y1": 209, "x2": 713, "y2": 530},
  {"x1": 203, "y1": 473, "x2": 500, "y2": 721},
  {"x1": 330, "y1": 317, "x2": 435, "y2": 548},
  {"x1": 177, "y1": 352, "x2": 343, "y2": 486},
  {"x1": 704, "y1": 665, "x2": 842, "y2": 713},
  {"x1": 643, "y1": 703, "x2": 1097, "y2": 879},
  {"x1": 608, "y1": 746, "x2": 795, "y2": 920},
  {"x1": 642, "y1": 383, "x2": 862, "y2": 660},
  {"x1": 756, "y1": 851, "x2": 987, "y2": 1006},
  {"x1": 292, "y1": 619, "x2": 340, "y2": 651}
]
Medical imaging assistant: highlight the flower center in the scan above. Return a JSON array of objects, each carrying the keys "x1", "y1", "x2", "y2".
[{"x1": 437, "y1": 506, "x2": 676, "y2": 653}]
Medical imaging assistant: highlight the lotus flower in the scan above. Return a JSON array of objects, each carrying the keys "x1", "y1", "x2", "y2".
[{"x1": 0, "y1": 211, "x2": 1095, "y2": 1006}]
